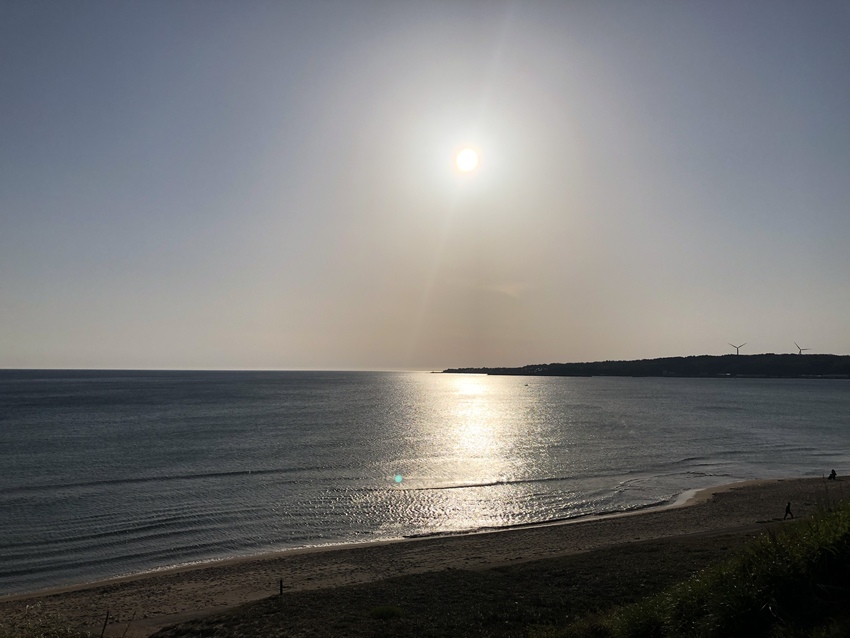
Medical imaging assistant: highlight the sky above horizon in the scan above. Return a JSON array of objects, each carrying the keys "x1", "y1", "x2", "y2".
[{"x1": 2, "y1": 1, "x2": 849, "y2": 370}]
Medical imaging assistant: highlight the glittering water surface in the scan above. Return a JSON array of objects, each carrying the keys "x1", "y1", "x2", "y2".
[{"x1": 1, "y1": 370, "x2": 848, "y2": 595}]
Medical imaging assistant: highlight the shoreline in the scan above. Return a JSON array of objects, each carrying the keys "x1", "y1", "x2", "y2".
[
  {"x1": 0, "y1": 476, "x2": 750, "y2": 603},
  {"x1": 2, "y1": 476, "x2": 845, "y2": 637}
]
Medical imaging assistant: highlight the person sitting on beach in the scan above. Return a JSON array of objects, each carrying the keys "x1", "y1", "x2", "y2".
[
  {"x1": 828, "y1": 469, "x2": 837, "y2": 480},
  {"x1": 784, "y1": 501, "x2": 794, "y2": 520}
]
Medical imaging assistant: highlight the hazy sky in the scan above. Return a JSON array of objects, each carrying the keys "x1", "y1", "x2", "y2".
[{"x1": 2, "y1": 1, "x2": 849, "y2": 370}]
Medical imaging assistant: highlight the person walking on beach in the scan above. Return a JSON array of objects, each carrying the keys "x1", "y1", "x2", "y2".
[
  {"x1": 784, "y1": 501, "x2": 794, "y2": 520},
  {"x1": 828, "y1": 469, "x2": 837, "y2": 480}
]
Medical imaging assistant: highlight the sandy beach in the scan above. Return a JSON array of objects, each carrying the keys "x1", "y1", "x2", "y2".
[{"x1": 1, "y1": 476, "x2": 846, "y2": 637}]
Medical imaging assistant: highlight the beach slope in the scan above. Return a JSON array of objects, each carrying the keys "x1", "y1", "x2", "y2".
[{"x1": 1, "y1": 477, "x2": 845, "y2": 637}]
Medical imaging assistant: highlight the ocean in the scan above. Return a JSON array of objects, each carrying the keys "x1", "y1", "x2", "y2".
[{"x1": 1, "y1": 370, "x2": 848, "y2": 596}]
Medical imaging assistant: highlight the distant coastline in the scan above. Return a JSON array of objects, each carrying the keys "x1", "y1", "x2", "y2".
[{"x1": 444, "y1": 353, "x2": 850, "y2": 378}]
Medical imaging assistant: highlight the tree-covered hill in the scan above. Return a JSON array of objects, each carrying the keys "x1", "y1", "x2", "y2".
[{"x1": 444, "y1": 354, "x2": 850, "y2": 378}]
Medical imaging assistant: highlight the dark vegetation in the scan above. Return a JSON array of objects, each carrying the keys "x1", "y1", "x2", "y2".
[
  {"x1": 445, "y1": 354, "x2": 850, "y2": 379},
  {"x1": 553, "y1": 500, "x2": 850, "y2": 638}
]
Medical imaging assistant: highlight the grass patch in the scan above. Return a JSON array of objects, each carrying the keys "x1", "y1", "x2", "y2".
[
  {"x1": 0, "y1": 603, "x2": 90, "y2": 638},
  {"x1": 554, "y1": 502, "x2": 850, "y2": 637},
  {"x1": 367, "y1": 605, "x2": 404, "y2": 620}
]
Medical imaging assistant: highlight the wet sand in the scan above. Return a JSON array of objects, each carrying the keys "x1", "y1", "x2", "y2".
[{"x1": 1, "y1": 476, "x2": 845, "y2": 637}]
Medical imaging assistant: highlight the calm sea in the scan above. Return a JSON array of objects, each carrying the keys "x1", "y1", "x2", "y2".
[{"x1": 1, "y1": 370, "x2": 848, "y2": 596}]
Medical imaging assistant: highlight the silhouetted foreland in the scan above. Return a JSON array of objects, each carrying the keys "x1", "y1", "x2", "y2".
[{"x1": 444, "y1": 354, "x2": 850, "y2": 378}]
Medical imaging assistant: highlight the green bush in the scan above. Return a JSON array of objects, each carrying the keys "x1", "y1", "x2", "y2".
[{"x1": 559, "y1": 502, "x2": 850, "y2": 638}]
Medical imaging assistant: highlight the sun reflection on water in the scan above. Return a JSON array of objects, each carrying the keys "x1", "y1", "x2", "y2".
[
  {"x1": 403, "y1": 374, "x2": 528, "y2": 531},
  {"x1": 451, "y1": 375, "x2": 501, "y2": 458},
  {"x1": 382, "y1": 374, "x2": 568, "y2": 535}
]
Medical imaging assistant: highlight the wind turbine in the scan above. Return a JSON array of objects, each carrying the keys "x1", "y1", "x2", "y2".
[
  {"x1": 729, "y1": 342, "x2": 747, "y2": 355},
  {"x1": 794, "y1": 342, "x2": 810, "y2": 355}
]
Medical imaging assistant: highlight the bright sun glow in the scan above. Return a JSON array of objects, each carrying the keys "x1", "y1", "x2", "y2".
[{"x1": 455, "y1": 147, "x2": 479, "y2": 173}]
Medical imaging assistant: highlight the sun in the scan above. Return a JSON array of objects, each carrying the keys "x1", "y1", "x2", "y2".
[{"x1": 455, "y1": 147, "x2": 479, "y2": 173}]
